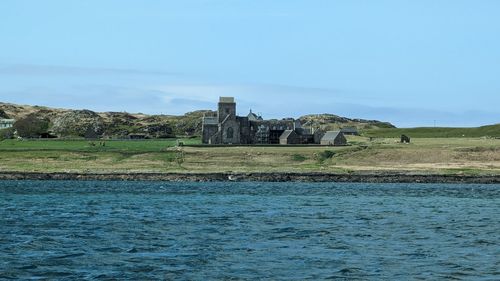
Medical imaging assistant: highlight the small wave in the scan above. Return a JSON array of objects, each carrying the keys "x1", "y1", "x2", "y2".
[
  {"x1": 53, "y1": 252, "x2": 86, "y2": 259},
  {"x1": 1, "y1": 180, "x2": 499, "y2": 280},
  {"x1": 95, "y1": 247, "x2": 124, "y2": 253},
  {"x1": 16, "y1": 265, "x2": 37, "y2": 270},
  {"x1": 336, "y1": 267, "x2": 364, "y2": 275}
]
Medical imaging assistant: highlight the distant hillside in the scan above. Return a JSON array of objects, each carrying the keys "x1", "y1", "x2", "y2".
[
  {"x1": 0, "y1": 102, "x2": 394, "y2": 138},
  {"x1": 299, "y1": 114, "x2": 395, "y2": 131},
  {"x1": 364, "y1": 124, "x2": 500, "y2": 138}
]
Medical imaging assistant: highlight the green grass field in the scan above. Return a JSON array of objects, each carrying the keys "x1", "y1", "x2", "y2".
[
  {"x1": 0, "y1": 138, "x2": 199, "y2": 173},
  {"x1": 0, "y1": 138, "x2": 199, "y2": 152},
  {"x1": 0, "y1": 136, "x2": 498, "y2": 175},
  {"x1": 363, "y1": 124, "x2": 500, "y2": 138}
]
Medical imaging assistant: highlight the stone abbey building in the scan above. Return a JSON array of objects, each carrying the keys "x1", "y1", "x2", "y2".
[{"x1": 202, "y1": 97, "x2": 346, "y2": 145}]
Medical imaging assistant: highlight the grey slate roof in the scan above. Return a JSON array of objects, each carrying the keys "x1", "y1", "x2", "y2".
[
  {"x1": 321, "y1": 131, "x2": 342, "y2": 140},
  {"x1": 247, "y1": 110, "x2": 263, "y2": 121},
  {"x1": 248, "y1": 112, "x2": 259, "y2": 121},
  {"x1": 340, "y1": 127, "x2": 358, "y2": 133}
]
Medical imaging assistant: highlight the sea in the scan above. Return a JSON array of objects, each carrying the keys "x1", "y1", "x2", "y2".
[{"x1": 0, "y1": 180, "x2": 499, "y2": 280}]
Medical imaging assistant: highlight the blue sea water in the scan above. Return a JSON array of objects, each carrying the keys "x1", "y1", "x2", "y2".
[{"x1": 0, "y1": 181, "x2": 499, "y2": 280}]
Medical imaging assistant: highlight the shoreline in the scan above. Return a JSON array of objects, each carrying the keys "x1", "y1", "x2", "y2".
[{"x1": 0, "y1": 172, "x2": 499, "y2": 184}]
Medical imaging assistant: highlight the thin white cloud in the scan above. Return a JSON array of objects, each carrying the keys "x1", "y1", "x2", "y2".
[
  {"x1": 156, "y1": 83, "x2": 374, "y2": 104},
  {"x1": 155, "y1": 82, "x2": 390, "y2": 117},
  {"x1": 0, "y1": 64, "x2": 178, "y2": 76}
]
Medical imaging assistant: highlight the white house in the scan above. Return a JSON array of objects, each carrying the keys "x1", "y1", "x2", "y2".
[{"x1": 0, "y1": 119, "x2": 15, "y2": 129}]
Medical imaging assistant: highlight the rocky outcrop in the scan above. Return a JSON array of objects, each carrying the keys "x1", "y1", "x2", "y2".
[
  {"x1": 0, "y1": 102, "x2": 396, "y2": 138},
  {"x1": 171, "y1": 110, "x2": 214, "y2": 136},
  {"x1": 0, "y1": 102, "x2": 69, "y2": 120},
  {"x1": 101, "y1": 112, "x2": 139, "y2": 137},
  {"x1": 299, "y1": 114, "x2": 395, "y2": 130},
  {"x1": 0, "y1": 109, "x2": 9, "y2": 119},
  {"x1": 143, "y1": 123, "x2": 174, "y2": 138},
  {"x1": 52, "y1": 110, "x2": 105, "y2": 138}
]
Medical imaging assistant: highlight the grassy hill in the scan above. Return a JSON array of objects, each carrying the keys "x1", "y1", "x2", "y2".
[
  {"x1": 0, "y1": 102, "x2": 214, "y2": 138},
  {"x1": 0, "y1": 102, "x2": 394, "y2": 138},
  {"x1": 298, "y1": 114, "x2": 395, "y2": 131},
  {"x1": 363, "y1": 124, "x2": 500, "y2": 138}
]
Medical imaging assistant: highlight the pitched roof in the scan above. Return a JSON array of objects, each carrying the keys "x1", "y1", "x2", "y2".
[
  {"x1": 321, "y1": 131, "x2": 342, "y2": 140},
  {"x1": 340, "y1": 127, "x2": 358, "y2": 133},
  {"x1": 247, "y1": 109, "x2": 263, "y2": 121},
  {"x1": 247, "y1": 112, "x2": 259, "y2": 121}
]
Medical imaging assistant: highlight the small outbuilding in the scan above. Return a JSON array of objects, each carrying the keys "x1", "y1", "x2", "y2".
[
  {"x1": 128, "y1": 133, "x2": 148, "y2": 140},
  {"x1": 313, "y1": 129, "x2": 326, "y2": 144},
  {"x1": 340, "y1": 127, "x2": 359, "y2": 136},
  {"x1": 320, "y1": 131, "x2": 347, "y2": 146},
  {"x1": 279, "y1": 130, "x2": 300, "y2": 145}
]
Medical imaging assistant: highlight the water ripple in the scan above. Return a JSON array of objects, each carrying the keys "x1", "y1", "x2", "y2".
[{"x1": 0, "y1": 180, "x2": 499, "y2": 280}]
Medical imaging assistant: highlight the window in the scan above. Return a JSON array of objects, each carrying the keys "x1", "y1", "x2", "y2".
[
  {"x1": 225, "y1": 108, "x2": 230, "y2": 114},
  {"x1": 227, "y1": 127, "x2": 234, "y2": 139}
]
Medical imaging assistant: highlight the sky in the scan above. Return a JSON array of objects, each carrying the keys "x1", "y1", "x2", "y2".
[{"x1": 0, "y1": 0, "x2": 499, "y2": 127}]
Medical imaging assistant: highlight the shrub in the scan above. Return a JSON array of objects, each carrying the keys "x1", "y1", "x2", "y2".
[
  {"x1": 0, "y1": 127, "x2": 15, "y2": 140},
  {"x1": 318, "y1": 150, "x2": 336, "y2": 162},
  {"x1": 291, "y1": 154, "x2": 307, "y2": 162},
  {"x1": 13, "y1": 114, "x2": 50, "y2": 138}
]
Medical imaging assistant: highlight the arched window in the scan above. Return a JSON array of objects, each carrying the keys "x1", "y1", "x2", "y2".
[{"x1": 227, "y1": 127, "x2": 234, "y2": 139}]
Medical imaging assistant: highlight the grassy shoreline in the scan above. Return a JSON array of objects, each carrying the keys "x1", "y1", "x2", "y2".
[
  {"x1": 0, "y1": 137, "x2": 499, "y2": 177},
  {"x1": 362, "y1": 124, "x2": 500, "y2": 138}
]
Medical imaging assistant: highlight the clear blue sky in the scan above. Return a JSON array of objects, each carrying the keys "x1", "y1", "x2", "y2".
[{"x1": 1, "y1": 0, "x2": 499, "y2": 127}]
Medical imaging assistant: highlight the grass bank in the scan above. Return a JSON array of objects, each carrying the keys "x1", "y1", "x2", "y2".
[
  {"x1": 363, "y1": 124, "x2": 500, "y2": 138},
  {"x1": 0, "y1": 136, "x2": 499, "y2": 176}
]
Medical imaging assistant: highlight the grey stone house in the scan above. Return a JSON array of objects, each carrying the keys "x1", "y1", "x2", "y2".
[
  {"x1": 279, "y1": 130, "x2": 300, "y2": 145},
  {"x1": 320, "y1": 131, "x2": 347, "y2": 146},
  {"x1": 202, "y1": 97, "x2": 347, "y2": 146}
]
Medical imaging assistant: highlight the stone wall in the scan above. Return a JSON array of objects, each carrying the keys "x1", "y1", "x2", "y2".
[
  {"x1": 202, "y1": 124, "x2": 218, "y2": 144},
  {"x1": 221, "y1": 119, "x2": 240, "y2": 144}
]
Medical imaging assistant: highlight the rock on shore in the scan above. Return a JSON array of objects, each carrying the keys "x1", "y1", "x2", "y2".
[{"x1": 0, "y1": 172, "x2": 498, "y2": 184}]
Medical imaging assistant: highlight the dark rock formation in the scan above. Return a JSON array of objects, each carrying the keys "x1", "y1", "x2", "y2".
[
  {"x1": 401, "y1": 135, "x2": 411, "y2": 143},
  {"x1": 0, "y1": 109, "x2": 9, "y2": 119},
  {"x1": 143, "y1": 123, "x2": 174, "y2": 138}
]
